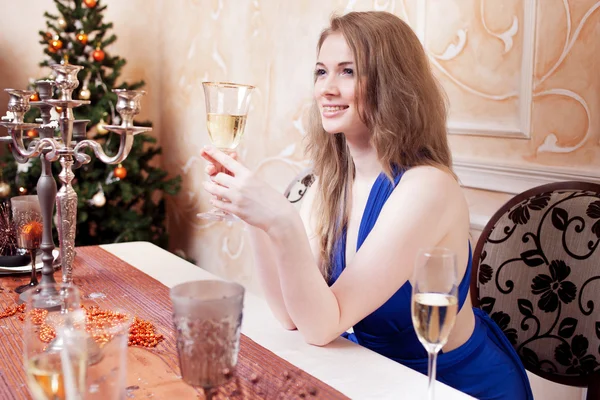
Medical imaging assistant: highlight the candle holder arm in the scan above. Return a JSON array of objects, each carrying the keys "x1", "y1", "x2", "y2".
[
  {"x1": 3, "y1": 131, "x2": 60, "y2": 162},
  {"x1": 73, "y1": 125, "x2": 150, "y2": 165},
  {"x1": 73, "y1": 134, "x2": 133, "y2": 165}
]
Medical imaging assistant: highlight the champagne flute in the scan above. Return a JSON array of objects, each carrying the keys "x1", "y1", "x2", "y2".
[
  {"x1": 11, "y1": 195, "x2": 43, "y2": 293},
  {"x1": 411, "y1": 248, "x2": 459, "y2": 400},
  {"x1": 198, "y1": 81, "x2": 254, "y2": 221},
  {"x1": 22, "y1": 283, "x2": 88, "y2": 400}
]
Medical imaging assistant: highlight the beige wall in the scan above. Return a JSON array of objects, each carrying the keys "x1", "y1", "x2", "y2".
[
  {"x1": 0, "y1": 2, "x2": 596, "y2": 398},
  {"x1": 159, "y1": 0, "x2": 599, "y2": 287}
]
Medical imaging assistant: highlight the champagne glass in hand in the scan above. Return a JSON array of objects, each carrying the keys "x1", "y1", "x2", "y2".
[
  {"x1": 411, "y1": 248, "x2": 459, "y2": 400},
  {"x1": 198, "y1": 82, "x2": 254, "y2": 222},
  {"x1": 11, "y1": 195, "x2": 43, "y2": 294}
]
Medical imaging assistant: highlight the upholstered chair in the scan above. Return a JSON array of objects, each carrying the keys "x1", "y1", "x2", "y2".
[{"x1": 471, "y1": 181, "x2": 600, "y2": 399}]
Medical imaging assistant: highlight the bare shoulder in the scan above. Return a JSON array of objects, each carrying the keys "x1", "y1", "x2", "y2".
[
  {"x1": 399, "y1": 166, "x2": 465, "y2": 203},
  {"x1": 384, "y1": 165, "x2": 469, "y2": 225}
]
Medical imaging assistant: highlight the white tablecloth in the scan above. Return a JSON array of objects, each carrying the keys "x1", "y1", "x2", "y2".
[{"x1": 101, "y1": 241, "x2": 474, "y2": 400}]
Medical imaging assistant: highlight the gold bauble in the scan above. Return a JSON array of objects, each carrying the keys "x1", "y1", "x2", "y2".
[
  {"x1": 0, "y1": 182, "x2": 10, "y2": 198},
  {"x1": 57, "y1": 18, "x2": 67, "y2": 30},
  {"x1": 96, "y1": 119, "x2": 109, "y2": 135},
  {"x1": 91, "y1": 191, "x2": 106, "y2": 207},
  {"x1": 79, "y1": 87, "x2": 91, "y2": 100}
]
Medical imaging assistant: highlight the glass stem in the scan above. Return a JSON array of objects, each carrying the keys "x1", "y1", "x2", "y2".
[
  {"x1": 427, "y1": 350, "x2": 437, "y2": 400},
  {"x1": 29, "y1": 249, "x2": 38, "y2": 285}
]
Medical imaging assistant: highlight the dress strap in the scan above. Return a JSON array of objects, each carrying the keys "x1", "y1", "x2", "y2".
[{"x1": 457, "y1": 242, "x2": 472, "y2": 311}]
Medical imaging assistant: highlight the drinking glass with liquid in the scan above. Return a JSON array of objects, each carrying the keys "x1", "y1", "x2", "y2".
[
  {"x1": 411, "y1": 248, "x2": 459, "y2": 400},
  {"x1": 22, "y1": 283, "x2": 88, "y2": 400},
  {"x1": 198, "y1": 81, "x2": 254, "y2": 222}
]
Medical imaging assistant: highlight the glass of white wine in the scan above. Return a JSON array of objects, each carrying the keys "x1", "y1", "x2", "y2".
[
  {"x1": 198, "y1": 81, "x2": 255, "y2": 221},
  {"x1": 411, "y1": 248, "x2": 459, "y2": 400},
  {"x1": 23, "y1": 283, "x2": 88, "y2": 400}
]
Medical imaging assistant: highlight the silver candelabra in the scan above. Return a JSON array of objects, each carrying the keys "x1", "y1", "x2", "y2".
[{"x1": 0, "y1": 63, "x2": 151, "y2": 292}]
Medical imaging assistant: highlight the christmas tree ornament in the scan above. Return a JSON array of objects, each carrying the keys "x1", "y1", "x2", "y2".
[
  {"x1": 18, "y1": 187, "x2": 28, "y2": 195},
  {"x1": 92, "y1": 47, "x2": 105, "y2": 62},
  {"x1": 0, "y1": 0, "x2": 182, "y2": 251},
  {"x1": 114, "y1": 164, "x2": 127, "y2": 180},
  {"x1": 55, "y1": 106, "x2": 63, "y2": 113},
  {"x1": 50, "y1": 37, "x2": 63, "y2": 52},
  {"x1": 0, "y1": 182, "x2": 9, "y2": 198},
  {"x1": 90, "y1": 185, "x2": 106, "y2": 207},
  {"x1": 79, "y1": 86, "x2": 91, "y2": 100},
  {"x1": 26, "y1": 129, "x2": 38, "y2": 138},
  {"x1": 29, "y1": 92, "x2": 40, "y2": 102},
  {"x1": 76, "y1": 31, "x2": 88, "y2": 45},
  {"x1": 0, "y1": 172, "x2": 10, "y2": 199},
  {"x1": 96, "y1": 119, "x2": 109, "y2": 134}
]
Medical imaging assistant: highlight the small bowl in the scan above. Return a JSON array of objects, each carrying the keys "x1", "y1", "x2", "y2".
[{"x1": 0, "y1": 250, "x2": 31, "y2": 267}]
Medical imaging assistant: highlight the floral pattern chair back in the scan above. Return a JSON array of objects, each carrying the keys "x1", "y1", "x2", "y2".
[
  {"x1": 471, "y1": 181, "x2": 600, "y2": 397},
  {"x1": 284, "y1": 167, "x2": 315, "y2": 206}
]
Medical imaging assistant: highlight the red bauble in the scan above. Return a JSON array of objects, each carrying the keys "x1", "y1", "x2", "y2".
[
  {"x1": 92, "y1": 48, "x2": 105, "y2": 62},
  {"x1": 30, "y1": 92, "x2": 40, "y2": 102},
  {"x1": 114, "y1": 165, "x2": 127, "y2": 179},
  {"x1": 26, "y1": 129, "x2": 38, "y2": 138},
  {"x1": 84, "y1": 0, "x2": 98, "y2": 8}
]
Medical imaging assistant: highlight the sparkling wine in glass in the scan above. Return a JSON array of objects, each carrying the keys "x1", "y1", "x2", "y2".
[
  {"x1": 411, "y1": 248, "x2": 459, "y2": 400},
  {"x1": 23, "y1": 283, "x2": 88, "y2": 400},
  {"x1": 198, "y1": 82, "x2": 254, "y2": 221},
  {"x1": 11, "y1": 195, "x2": 43, "y2": 293}
]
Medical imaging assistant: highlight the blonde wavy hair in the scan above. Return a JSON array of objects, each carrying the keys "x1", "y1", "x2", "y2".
[{"x1": 306, "y1": 11, "x2": 454, "y2": 279}]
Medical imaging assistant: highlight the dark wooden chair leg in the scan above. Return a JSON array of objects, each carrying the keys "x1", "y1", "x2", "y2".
[{"x1": 587, "y1": 379, "x2": 600, "y2": 400}]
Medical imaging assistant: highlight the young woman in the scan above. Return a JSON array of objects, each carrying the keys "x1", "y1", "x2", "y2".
[{"x1": 201, "y1": 11, "x2": 533, "y2": 400}]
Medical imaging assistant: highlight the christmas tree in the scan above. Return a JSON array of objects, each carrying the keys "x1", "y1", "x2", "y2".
[{"x1": 0, "y1": 0, "x2": 181, "y2": 249}]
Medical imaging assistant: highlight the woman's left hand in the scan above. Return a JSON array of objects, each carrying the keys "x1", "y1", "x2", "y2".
[{"x1": 200, "y1": 146, "x2": 292, "y2": 231}]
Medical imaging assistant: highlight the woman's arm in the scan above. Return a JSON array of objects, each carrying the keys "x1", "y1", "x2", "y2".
[
  {"x1": 266, "y1": 167, "x2": 464, "y2": 345},
  {"x1": 246, "y1": 176, "x2": 322, "y2": 330},
  {"x1": 201, "y1": 147, "x2": 466, "y2": 346},
  {"x1": 247, "y1": 226, "x2": 296, "y2": 329}
]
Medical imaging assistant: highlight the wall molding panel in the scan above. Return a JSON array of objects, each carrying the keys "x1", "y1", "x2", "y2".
[{"x1": 454, "y1": 159, "x2": 600, "y2": 195}]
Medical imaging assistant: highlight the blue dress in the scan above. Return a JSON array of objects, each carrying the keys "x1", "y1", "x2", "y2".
[{"x1": 328, "y1": 170, "x2": 533, "y2": 400}]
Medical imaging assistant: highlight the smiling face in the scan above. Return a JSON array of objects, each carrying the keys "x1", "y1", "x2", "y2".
[{"x1": 314, "y1": 32, "x2": 369, "y2": 138}]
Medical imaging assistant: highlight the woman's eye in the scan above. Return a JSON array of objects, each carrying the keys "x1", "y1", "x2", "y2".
[
  {"x1": 314, "y1": 68, "x2": 326, "y2": 77},
  {"x1": 342, "y1": 68, "x2": 354, "y2": 75}
]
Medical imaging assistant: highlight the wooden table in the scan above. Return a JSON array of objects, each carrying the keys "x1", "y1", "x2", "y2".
[{"x1": 0, "y1": 242, "x2": 474, "y2": 399}]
